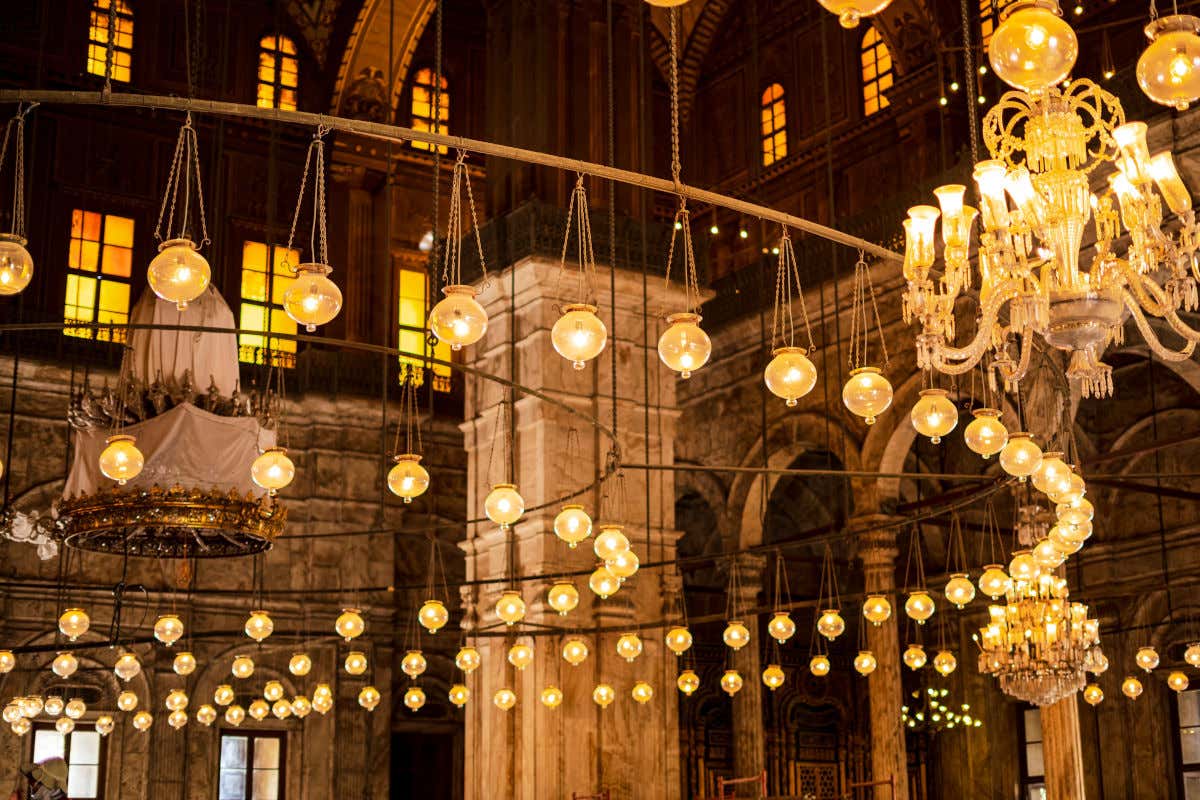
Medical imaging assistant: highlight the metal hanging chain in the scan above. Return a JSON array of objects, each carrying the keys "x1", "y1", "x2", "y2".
[
  {"x1": 429, "y1": 0, "x2": 445, "y2": 296},
  {"x1": 423, "y1": 535, "x2": 449, "y2": 605},
  {"x1": 285, "y1": 126, "x2": 331, "y2": 268},
  {"x1": 554, "y1": 174, "x2": 599, "y2": 307},
  {"x1": 960, "y1": 0, "x2": 980, "y2": 166},
  {"x1": 392, "y1": 367, "x2": 424, "y2": 456},
  {"x1": 0, "y1": 103, "x2": 36, "y2": 238},
  {"x1": 103, "y1": 0, "x2": 117, "y2": 96},
  {"x1": 770, "y1": 226, "x2": 817, "y2": 352},
  {"x1": 153, "y1": 113, "x2": 210, "y2": 247},
  {"x1": 668, "y1": 7, "x2": 682, "y2": 188},
  {"x1": 440, "y1": 150, "x2": 489, "y2": 286},
  {"x1": 724, "y1": 557, "x2": 742, "y2": 620},
  {"x1": 847, "y1": 252, "x2": 889, "y2": 370},
  {"x1": 817, "y1": 543, "x2": 841, "y2": 611},
  {"x1": 944, "y1": 511, "x2": 968, "y2": 574},
  {"x1": 483, "y1": 390, "x2": 512, "y2": 487},
  {"x1": 663, "y1": 201, "x2": 700, "y2": 313},
  {"x1": 902, "y1": 524, "x2": 928, "y2": 592}
]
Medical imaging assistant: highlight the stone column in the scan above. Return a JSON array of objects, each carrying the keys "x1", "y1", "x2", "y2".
[
  {"x1": 1042, "y1": 696, "x2": 1087, "y2": 799},
  {"x1": 730, "y1": 553, "x2": 767, "y2": 784},
  {"x1": 856, "y1": 521, "x2": 910, "y2": 800},
  {"x1": 459, "y1": 256, "x2": 688, "y2": 800}
]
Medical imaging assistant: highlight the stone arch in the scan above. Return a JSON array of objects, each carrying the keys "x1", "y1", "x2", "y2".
[
  {"x1": 646, "y1": 0, "x2": 736, "y2": 128},
  {"x1": 1110, "y1": 340, "x2": 1200, "y2": 398},
  {"x1": 330, "y1": 0, "x2": 435, "y2": 118}
]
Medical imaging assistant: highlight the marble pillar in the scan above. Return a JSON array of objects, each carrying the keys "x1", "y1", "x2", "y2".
[
  {"x1": 730, "y1": 553, "x2": 767, "y2": 784},
  {"x1": 857, "y1": 521, "x2": 910, "y2": 800},
  {"x1": 459, "y1": 256, "x2": 688, "y2": 800},
  {"x1": 1042, "y1": 696, "x2": 1087, "y2": 799}
]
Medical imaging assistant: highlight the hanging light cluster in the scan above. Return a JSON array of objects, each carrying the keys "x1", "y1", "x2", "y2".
[{"x1": 902, "y1": 686, "x2": 983, "y2": 733}]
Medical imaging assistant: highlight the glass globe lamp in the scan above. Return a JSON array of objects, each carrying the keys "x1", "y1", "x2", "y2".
[
  {"x1": 1033, "y1": 538, "x2": 1066, "y2": 570},
  {"x1": 58, "y1": 608, "x2": 90, "y2": 641},
  {"x1": 312, "y1": 688, "x2": 333, "y2": 715},
  {"x1": 816, "y1": 0, "x2": 893, "y2": 28},
  {"x1": 224, "y1": 705, "x2": 246, "y2": 726},
  {"x1": 1008, "y1": 550, "x2": 1040, "y2": 583},
  {"x1": 283, "y1": 262, "x2": 342, "y2": 331},
  {"x1": 553, "y1": 504, "x2": 592, "y2": 547},
  {"x1": 756, "y1": 664, "x2": 784, "y2": 691},
  {"x1": 493, "y1": 688, "x2": 517, "y2": 711},
  {"x1": 344, "y1": 651, "x2": 368, "y2": 676},
  {"x1": 387, "y1": 454, "x2": 430, "y2": 503},
  {"x1": 1169, "y1": 671, "x2": 1191, "y2": 693},
  {"x1": 665, "y1": 626, "x2": 693, "y2": 655},
  {"x1": 978, "y1": 565, "x2": 1012, "y2": 598},
  {"x1": 244, "y1": 610, "x2": 274, "y2": 643},
  {"x1": 593, "y1": 524, "x2": 630, "y2": 561},
  {"x1": 10, "y1": 717, "x2": 31, "y2": 736},
  {"x1": 336, "y1": 608, "x2": 366, "y2": 641},
  {"x1": 764, "y1": 347, "x2": 818, "y2": 407},
  {"x1": 944, "y1": 573, "x2": 976, "y2": 608},
  {"x1": 248, "y1": 700, "x2": 269, "y2": 721},
  {"x1": 1083, "y1": 683, "x2": 1104, "y2": 706},
  {"x1": 154, "y1": 614, "x2": 184, "y2": 646},
  {"x1": 251, "y1": 447, "x2": 294, "y2": 496},
  {"x1": 485, "y1": 483, "x2": 525, "y2": 527},
  {"x1": 904, "y1": 591, "x2": 936, "y2": 624},
  {"x1": 44, "y1": 696, "x2": 64, "y2": 717},
  {"x1": 165, "y1": 689, "x2": 189, "y2": 712},
  {"x1": 1032, "y1": 452, "x2": 1071, "y2": 496},
  {"x1": 1059, "y1": 495, "x2": 1094, "y2": 521},
  {"x1": 231, "y1": 655, "x2": 255, "y2": 679},
  {"x1": 677, "y1": 669, "x2": 701, "y2": 696},
  {"x1": 132, "y1": 711, "x2": 153, "y2": 732},
  {"x1": 272, "y1": 700, "x2": 292, "y2": 720},
  {"x1": 720, "y1": 670, "x2": 744, "y2": 697},
  {"x1": 1135, "y1": 646, "x2": 1160, "y2": 672},
  {"x1": 401, "y1": 650, "x2": 427, "y2": 678},
  {"x1": 2, "y1": 703, "x2": 20, "y2": 725},
  {"x1": 114, "y1": 652, "x2": 141, "y2": 682},
  {"x1": 589, "y1": 566, "x2": 621, "y2": 599},
  {"x1": 809, "y1": 654, "x2": 831, "y2": 677},
  {"x1": 616, "y1": 633, "x2": 643, "y2": 662},
  {"x1": 552, "y1": 304, "x2": 607, "y2": 369},
  {"x1": 495, "y1": 591, "x2": 526, "y2": 625},
  {"x1": 537, "y1": 685, "x2": 563, "y2": 709},
  {"x1": 1000, "y1": 433, "x2": 1043, "y2": 479},
  {"x1": 768, "y1": 611, "x2": 797, "y2": 644},
  {"x1": 507, "y1": 643, "x2": 534, "y2": 670},
  {"x1": 403, "y1": 687, "x2": 426, "y2": 712},
  {"x1": 0, "y1": 650, "x2": 14, "y2": 673},
  {"x1": 289, "y1": 653, "x2": 312, "y2": 677},
  {"x1": 547, "y1": 582, "x2": 580, "y2": 615},
  {"x1": 52, "y1": 652, "x2": 78, "y2": 679},
  {"x1": 99, "y1": 434, "x2": 144, "y2": 485},
  {"x1": 0, "y1": 234, "x2": 34, "y2": 295},
  {"x1": 863, "y1": 594, "x2": 892, "y2": 625},
  {"x1": 631, "y1": 681, "x2": 655, "y2": 704},
  {"x1": 418, "y1": 599, "x2": 449, "y2": 634},
  {"x1": 358, "y1": 686, "x2": 381, "y2": 711},
  {"x1": 55, "y1": 717, "x2": 75, "y2": 735},
  {"x1": 604, "y1": 549, "x2": 640, "y2": 581},
  {"x1": 854, "y1": 650, "x2": 878, "y2": 676},
  {"x1": 21, "y1": 696, "x2": 44, "y2": 717},
  {"x1": 291, "y1": 696, "x2": 312, "y2": 718},
  {"x1": 147, "y1": 238, "x2": 210, "y2": 309},
  {"x1": 562, "y1": 637, "x2": 590, "y2": 666},
  {"x1": 95, "y1": 715, "x2": 115, "y2": 736},
  {"x1": 213, "y1": 685, "x2": 235, "y2": 707},
  {"x1": 455, "y1": 646, "x2": 482, "y2": 673},
  {"x1": 933, "y1": 650, "x2": 958, "y2": 676},
  {"x1": 429, "y1": 285, "x2": 488, "y2": 350},
  {"x1": 911, "y1": 389, "x2": 958, "y2": 444},
  {"x1": 988, "y1": 0, "x2": 1079, "y2": 92},
  {"x1": 592, "y1": 683, "x2": 616, "y2": 708},
  {"x1": 723, "y1": 620, "x2": 750, "y2": 650},
  {"x1": 658, "y1": 312, "x2": 711, "y2": 378},
  {"x1": 1122, "y1": 675, "x2": 1144, "y2": 699},
  {"x1": 173, "y1": 651, "x2": 196, "y2": 676},
  {"x1": 963, "y1": 408, "x2": 1008, "y2": 458},
  {"x1": 1050, "y1": 530, "x2": 1084, "y2": 555},
  {"x1": 449, "y1": 684, "x2": 470, "y2": 708},
  {"x1": 842, "y1": 367, "x2": 892, "y2": 424},
  {"x1": 1138, "y1": 14, "x2": 1200, "y2": 111},
  {"x1": 196, "y1": 705, "x2": 218, "y2": 726},
  {"x1": 1185, "y1": 642, "x2": 1200, "y2": 667},
  {"x1": 817, "y1": 609, "x2": 845, "y2": 641},
  {"x1": 1048, "y1": 470, "x2": 1086, "y2": 506},
  {"x1": 263, "y1": 681, "x2": 284, "y2": 703},
  {"x1": 903, "y1": 644, "x2": 927, "y2": 670}
]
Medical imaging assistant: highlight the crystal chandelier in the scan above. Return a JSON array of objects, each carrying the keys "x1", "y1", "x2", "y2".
[
  {"x1": 902, "y1": 0, "x2": 1200, "y2": 399},
  {"x1": 976, "y1": 570, "x2": 1103, "y2": 706}
]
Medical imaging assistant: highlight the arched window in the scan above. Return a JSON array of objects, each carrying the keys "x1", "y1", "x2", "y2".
[
  {"x1": 979, "y1": 0, "x2": 1014, "y2": 52},
  {"x1": 861, "y1": 26, "x2": 893, "y2": 117},
  {"x1": 411, "y1": 67, "x2": 449, "y2": 153},
  {"x1": 87, "y1": 0, "x2": 134, "y2": 83},
  {"x1": 258, "y1": 35, "x2": 299, "y2": 111},
  {"x1": 760, "y1": 83, "x2": 787, "y2": 167}
]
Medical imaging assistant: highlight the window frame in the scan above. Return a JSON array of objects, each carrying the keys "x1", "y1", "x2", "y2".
[
  {"x1": 31, "y1": 722, "x2": 108, "y2": 800},
  {"x1": 237, "y1": 240, "x2": 300, "y2": 368},
  {"x1": 410, "y1": 67, "x2": 449, "y2": 154},
  {"x1": 86, "y1": 0, "x2": 134, "y2": 84},
  {"x1": 979, "y1": 0, "x2": 1013, "y2": 53},
  {"x1": 257, "y1": 34, "x2": 299, "y2": 111},
  {"x1": 64, "y1": 207, "x2": 136, "y2": 343},
  {"x1": 1017, "y1": 706, "x2": 1046, "y2": 800},
  {"x1": 759, "y1": 82, "x2": 787, "y2": 168},
  {"x1": 860, "y1": 26, "x2": 894, "y2": 118},
  {"x1": 397, "y1": 266, "x2": 451, "y2": 393},
  {"x1": 217, "y1": 729, "x2": 287, "y2": 800},
  {"x1": 1176, "y1": 686, "x2": 1200, "y2": 798}
]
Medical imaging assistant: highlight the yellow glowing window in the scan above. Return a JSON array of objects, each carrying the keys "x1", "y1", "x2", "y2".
[
  {"x1": 258, "y1": 35, "x2": 299, "y2": 111},
  {"x1": 87, "y1": 0, "x2": 133, "y2": 83},
  {"x1": 239, "y1": 241, "x2": 299, "y2": 366},
  {"x1": 862, "y1": 26, "x2": 893, "y2": 117},
  {"x1": 980, "y1": 0, "x2": 1013, "y2": 52},
  {"x1": 398, "y1": 268, "x2": 451, "y2": 392},
  {"x1": 411, "y1": 68, "x2": 449, "y2": 153},
  {"x1": 760, "y1": 83, "x2": 787, "y2": 167},
  {"x1": 65, "y1": 209, "x2": 134, "y2": 341}
]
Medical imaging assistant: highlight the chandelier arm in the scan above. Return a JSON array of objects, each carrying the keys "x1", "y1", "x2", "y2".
[
  {"x1": 924, "y1": 280, "x2": 1020, "y2": 372},
  {"x1": 1123, "y1": 291, "x2": 1200, "y2": 361}
]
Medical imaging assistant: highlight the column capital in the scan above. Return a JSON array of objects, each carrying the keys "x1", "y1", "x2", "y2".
[{"x1": 850, "y1": 514, "x2": 904, "y2": 564}]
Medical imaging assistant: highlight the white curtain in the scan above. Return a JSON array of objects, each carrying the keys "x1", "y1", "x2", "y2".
[{"x1": 123, "y1": 285, "x2": 240, "y2": 396}]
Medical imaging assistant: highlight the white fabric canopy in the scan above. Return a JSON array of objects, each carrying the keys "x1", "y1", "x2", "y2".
[
  {"x1": 124, "y1": 285, "x2": 240, "y2": 396},
  {"x1": 64, "y1": 403, "x2": 275, "y2": 498}
]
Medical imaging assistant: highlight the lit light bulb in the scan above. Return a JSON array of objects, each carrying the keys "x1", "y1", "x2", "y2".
[
  {"x1": 540, "y1": 686, "x2": 564, "y2": 708},
  {"x1": 358, "y1": 686, "x2": 381, "y2": 711},
  {"x1": 842, "y1": 367, "x2": 893, "y2": 424},
  {"x1": 1000, "y1": 433, "x2": 1043, "y2": 479},
  {"x1": 197, "y1": 704, "x2": 218, "y2": 726},
  {"x1": 756, "y1": 663, "x2": 784, "y2": 691},
  {"x1": 154, "y1": 614, "x2": 184, "y2": 646},
  {"x1": 344, "y1": 651, "x2": 368, "y2": 676},
  {"x1": 65, "y1": 698, "x2": 87, "y2": 720},
  {"x1": 335, "y1": 608, "x2": 366, "y2": 641},
  {"x1": 547, "y1": 582, "x2": 580, "y2": 615},
  {"x1": 903, "y1": 644, "x2": 927, "y2": 670},
  {"x1": 0, "y1": 650, "x2": 13, "y2": 673},
  {"x1": 677, "y1": 669, "x2": 701, "y2": 695},
  {"x1": 593, "y1": 524, "x2": 631, "y2": 561},
  {"x1": 815, "y1": 0, "x2": 894, "y2": 29},
  {"x1": 263, "y1": 681, "x2": 284, "y2": 703},
  {"x1": 21, "y1": 696, "x2": 44, "y2": 717},
  {"x1": 944, "y1": 573, "x2": 976, "y2": 608},
  {"x1": 553, "y1": 504, "x2": 592, "y2": 547},
  {"x1": 312, "y1": 685, "x2": 333, "y2": 715},
  {"x1": 251, "y1": 447, "x2": 294, "y2": 496},
  {"x1": 0, "y1": 234, "x2": 34, "y2": 296},
  {"x1": 95, "y1": 715, "x2": 115, "y2": 736},
  {"x1": 403, "y1": 687, "x2": 425, "y2": 712},
  {"x1": 1033, "y1": 538, "x2": 1066, "y2": 570},
  {"x1": 449, "y1": 685, "x2": 470, "y2": 708},
  {"x1": 1169, "y1": 671, "x2": 1191, "y2": 693},
  {"x1": 1138, "y1": 14, "x2": 1200, "y2": 111},
  {"x1": 1008, "y1": 550, "x2": 1040, "y2": 583},
  {"x1": 55, "y1": 717, "x2": 75, "y2": 735},
  {"x1": 231, "y1": 655, "x2": 255, "y2": 680},
  {"x1": 173, "y1": 651, "x2": 197, "y2": 676},
  {"x1": 911, "y1": 389, "x2": 958, "y2": 444},
  {"x1": 665, "y1": 626, "x2": 693, "y2": 655},
  {"x1": 616, "y1": 633, "x2": 644, "y2": 662},
  {"x1": 552, "y1": 304, "x2": 607, "y2": 369},
  {"x1": 114, "y1": 652, "x2": 141, "y2": 682},
  {"x1": 809, "y1": 655, "x2": 831, "y2": 677},
  {"x1": 764, "y1": 347, "x2": 818, "y2": 407},
  {"x1": 723, "y1": 620, "x2": 751, "y2": 650},
  {"x1": 978, "y1": 565, "x2": 1012, "y2": 598},
  {"x1": 592, "y1": 683, "x2": 616, "y2": 708},
  {"x1": 989, "y1": 0, "x2": 1079, "y2": 92},
  {"x1": 10, "y1": 717, "x2": 31, "y2": 737},
  {"x1": 283, "y1": 262, "x2": 342, "y2": 331},
  {"x1": 214, "y1": 685, "x2": 235, "y2": 707},
  {"x1": 817, "y1": 609, "x2": 845, "y2": 641},
  {"x1": 493, "y1": 688, "x2": 517, "y2": 711},
  {"x1": 455, "y1": 646, "x2": 482, "y2": 673},
  {"x1": 132, "y1": 710, "x2": 154, "y2": 732},
  {"x1": 604, "y1": 549, "x2": 640, "y2": 581},
  {"x1": 905, "y1": 591, "x2": 936, "y2": 624},
  {"x1": 1185, "y1": 642, "x2": 1200, "y2": 667},
  {"x1": 224, "y1": 705, "x2": 246, "y2": 726},
  {"x1": 720, "y1": 669, "x2": 744, "y2": 697},
  {"x1": 854, "y1": 650, "x2": 878, "y2": 676},
  {"x1": 244, "y1": 610, "x2": 274, "y2": 643},
  {"x1": 429, "y1": 285, "x2": 488, "y2": 350},
  {"x1": 1135, "y1": 646, "x2": 1160, "y2": 672},
  {"x1": 271, "y1": 699, "x2": 292, "y2": 720},
  {"x1": 44, "y1": 696, "x2": 64, "y2": 717},
  {"x1": 1032, "y1": 452, "x2": 1071, "y2": 496},
  {"x1": 768, "y1": 611, "x2": 797, "y2": 644},
  {"x1": 863, "y1": 594, "x2": 892, "y2": 625},
  {"x1": 418, "y1": 599, "x2": 449, "y2": 633},
  {"x1": 1122, "y1": 675, "x2": 1144, "y2": 699},
  {"x1": 289, "y1": 653, "x2": 312, "y2": 676},
  {"x1": 58, "y1": 608, "x2": 90, "y2": 641},
  {"x1": 494, "y1": 591, "x2": 526, "y2": 625},
  {"x1": 165, "y1": 689, "x2": 189, "y2": 712},
  {"x1": 485, "y1": 483, "x2": 525, "y2": 527},
  {"x1": 589, "y1": 565, "x2": 621, "y2": 599},
  {"x1": 52, "y1": 652, "x2": 78, "y2": 679},
  {"x1": 933, "y1": 650, "x2": 957, "y2": 676},
  {"x1": 562, "y1": 638, "x2": 590, "y2": 666},
  {"x1": 388, "y1": 454, "x2": 430, "y2": 503},
  {"x1": 963, "y1": 408, "x2": 1008, "y2": 458},
  {"x1": 147, "y1": 238, "x2": 210, "y2": 310},
  {"x1": 99, "y1": 434, "x2": 144, "y2": 485},
  {"x1": 631, "y1": 681, "x2": 655, "y2": 704},
  {"x1": 507, "y1": 642, "x2": 534, "y2": 670},
  {"x1": 658, "y1": 312, "x2": 712, "y2": 378},
  {"x1": 1083, "y1": 683, "x2": 1104, "y2": 706},
  {"x1": 402, "y1": 650, "x2": 427, "y2": 678}
]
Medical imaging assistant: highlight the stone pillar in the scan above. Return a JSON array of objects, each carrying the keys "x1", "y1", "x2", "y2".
[
  {"x1": 1042, "y1": 696, "x2": 1087, "y2": 799},
  {"x1": 459, "y1": 256, "x2": 687, "y2": 800},
  {"x1": 856, "y1": 521, "x2": 910, "y2": 800},
  {"x1": 730, "y1": 553, "x2": 767, "y2": 784}
]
